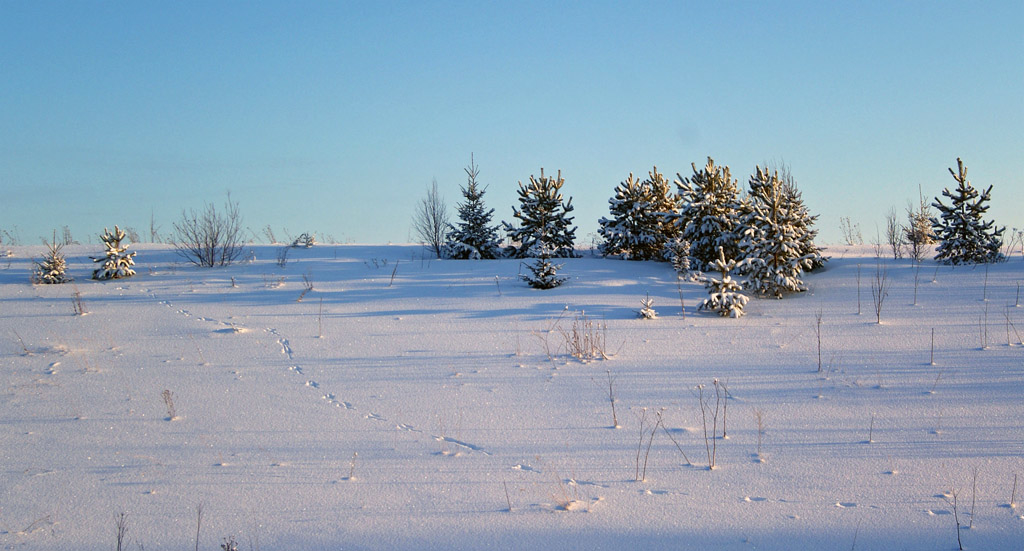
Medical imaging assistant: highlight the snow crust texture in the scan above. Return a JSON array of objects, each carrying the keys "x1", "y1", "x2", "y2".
[{"x1": 1, "y1": 244, "x2": 1022, "y2": 550}]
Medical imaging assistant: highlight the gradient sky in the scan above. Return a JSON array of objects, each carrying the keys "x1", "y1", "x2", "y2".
[{"x1": 1, "y1": 1, "x2": 1021, "y2": 247}]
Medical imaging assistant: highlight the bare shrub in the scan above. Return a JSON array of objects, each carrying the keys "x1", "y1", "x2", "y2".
[
  {"x1": 885, "y1": 208, "x2": 904, "y2": 259},
  {"x1": 162, "y1": 389, "x2": 178, "y2": 421},
  {"x1": 839, "y1": 217, "x2": 863, "y2": 245},
  {"x1": 870, "y1": 257, "x2": 889, "y2": 324},
  {"x1": 297, "y1": 271, "x2": 313, "y2": 302},
  {"x1": 905, "y1": 185, "x2": 935, "y2": 262},
  {"x1": 71, "y1": 286, "x2": 87, "y2": 315},
  {"x1": 412, "y1": 179, "x2": 449, "y2": 259},
  {"x1": 697, "y1": 380, "x2": 725, "y2": 470},
  {"x1": 172, "y1": 195, "x2": 246, "y2": 267},
  {"x1": 115, "y1": 512, "x2": 128, "y2": 551}
]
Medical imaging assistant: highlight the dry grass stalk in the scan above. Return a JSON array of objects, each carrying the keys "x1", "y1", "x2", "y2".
[
  {"x1": 558, "y1": 311, "x2": 609, "y2": 362},
  {"x1": 656, "y1": 411, "x2": 692, "y2": 466}
]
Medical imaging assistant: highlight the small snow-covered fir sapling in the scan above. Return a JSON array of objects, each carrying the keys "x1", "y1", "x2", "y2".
[
  {"x1": 92, "y1": 226, "x2": 136, "y2": 280},
  {"x1": 931, "y1": 157, "x2": 1004, "y2": 265},
  {"x1": 664, "y1": 236, "x2": 692, "y2": 275},
  {"x1": 698, "y1": 247, "x2": 748, "y2": 318},
  {"x1": 292, "y1": 232, "x2": 316, "y2": 248},
  {"x1": 521, "y1": 251, "x2": 567, "y2": 289},
  {"x1": 638, "y1": 293, "x2": 657, "y2": 319},
  {"x1": 33, "y1": 232, "x2": 72, "y2": 284}
]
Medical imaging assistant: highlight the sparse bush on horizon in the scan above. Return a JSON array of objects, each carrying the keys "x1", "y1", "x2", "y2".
[
  {"x1": 412, "y1": 179, "x2": 449, "y2": 259},
  {"x1": 171, "y1": 195, "x2": 247, "y2": 268}
]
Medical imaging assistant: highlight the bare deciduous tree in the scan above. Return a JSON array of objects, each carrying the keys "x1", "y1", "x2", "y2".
[
  {"x1": 412, "y1": 179, "x2": 449, "y2": 258},
  {"x1": 172, "y1": 195, "x2": 247, "y2": 267},
  {"x1": 885, "y1": 208, "x2": 904, "y2": 259},
  {"x1": 839, "y1": 216, "x2": 863, "y2": 245}
]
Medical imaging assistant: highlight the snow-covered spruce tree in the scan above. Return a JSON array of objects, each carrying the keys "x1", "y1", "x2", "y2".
[
  {"x1": 520, "y1": 246, "x2": 568, "y2": 289},
  {"x1": 930, "y1": 158, "x2": 1004, "y2": 265},
  {"x1": 664, "y1": 236, "x2": 692, "y2": 275},
  {"x1": 503, "y1": 168, "x2": 577, "y2": 258},
  {"x1": 92, "y1": 225, "x2": 136, "y2": 280},
  {"x1": 647, "y1": 166, "x2": 683, "y2": 258},
  {"x1": 774, "y1": 164, "x2": 826, "y2": 271},
  {"x1": 737, "y1": 166, "x2": 814, "y2": 298},
  {"x1": 675, "y1": 158, "x2": 743, "y2": 271},
  {"x1": 698, "y1": 247, "x2": 748, "y2": 318},
  {"x1": 598, "y1": 172, "x2": 647, "y2": 259},
  {"x1": 33, "y1": 233, "x2": 71, "y2": 284},
  {"x1": 598, "y1": 166, "x2": 678, "y2": 261},
  {"x1": 444, "y1": 155, "x2": 502, "y2": 259}
]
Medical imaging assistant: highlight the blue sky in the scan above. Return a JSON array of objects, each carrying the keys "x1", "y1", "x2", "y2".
[{"x1": 1, "y1": 1, "x2": 1021, "y2": 246}]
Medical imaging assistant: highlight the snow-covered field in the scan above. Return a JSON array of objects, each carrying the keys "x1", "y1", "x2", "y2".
[{"x1": 2, "y1": 243, "x2": 1022, "y2": 550}]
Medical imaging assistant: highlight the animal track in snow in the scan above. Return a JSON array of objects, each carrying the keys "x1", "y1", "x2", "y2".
[
  {"x1": 434, "y1": 436, "x2": 490, "y2": 455},
  {"x1": 322, "y1": 393, "x2": 353, "y2": 409},
  {"x1": 277, "y1": 338, "x2": 293, "y2": 359}
]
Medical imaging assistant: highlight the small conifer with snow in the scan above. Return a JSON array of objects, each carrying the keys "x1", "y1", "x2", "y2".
[
  {"x1": 638, "y1": 293, "x2": 657, "y2": 319},
  {"x1": 737, "y1": 166, "x2": 813, "y2": 298},
  {"x1": 444, "y1": 155, "x2": 502, "y2": 259},
  {"x1": 503, "y1": 168, "x2": 577, "y2": 259},
  {"x1": 92, "y1": 226, "x2": 136, "y2": 280},
  {"x1": 675, "y1": 158, "x2": 744, "y2": 271},
  {"x1": 520, "y1": 247, "x2": 567, "y2": 289},
  {"x1": 598, "y1": 167, "x2": 679, "y2": 261},
  {"x1": 292, "y1": 232, "x2": 316, "y2": 248},
  {"x1": 664, "y1": 236, "x2": 692, "y2": 275},
  {"x1": 33, "y1": 234, "x2": 71, "y2": 284},
  {"x1": 931, "y1": 158, "x2": 1004, "y2": 265},
  {"x1": 698, "y1": 247, "x2": 748, "y2": 318}
]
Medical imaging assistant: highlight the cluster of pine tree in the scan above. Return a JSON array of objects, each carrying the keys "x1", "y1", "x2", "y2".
[
  {"x1": 597, "y1": 167, "x2": 678, "y2": 261},
  {"x1": 32, "y1": 225, "x2": 138, "y2": 285},
  {"x1": 597, "y1": 158, "x2": 825, "y2": 299},
  {"x1": 439, "y1": 155, "x2": 829, "y2": 297},
  {"x1": 440, "y1": 157, "x2": 578, "y2": 289}
]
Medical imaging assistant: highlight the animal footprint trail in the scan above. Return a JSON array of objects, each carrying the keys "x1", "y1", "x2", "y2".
[
  {"x1": 434, "y1": 435, "x2": 492, "y2": 456},
  {"x1": 263, "y1": 327, "x2": 295, "y2": 360},
  {"x1": 278, "y1": 338, "x2": 293, "y2": 359}
]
